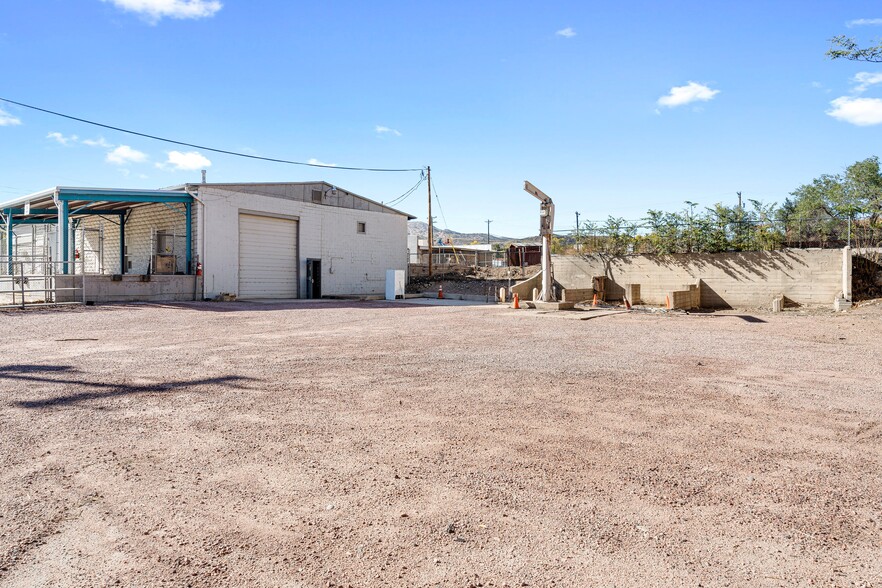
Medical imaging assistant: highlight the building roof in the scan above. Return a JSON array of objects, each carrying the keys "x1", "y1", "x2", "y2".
[
  {"x1": 0, "y1": 187, "x2": 192, "y2": 221},
  {"x1": 0, "y1": 181, "x2": 417, "y2": 221},
  {"x1": 179, "y1": 181, "x2": 417, "y2": 220}
]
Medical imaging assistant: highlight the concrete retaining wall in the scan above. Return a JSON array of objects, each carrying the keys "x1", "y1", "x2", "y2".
[
  {"x1": 56, "y1": 275, "x2": 200, "y2": 303},
  {"x1": 553, "y1": 249, "x2": 845, "y2": 308}
]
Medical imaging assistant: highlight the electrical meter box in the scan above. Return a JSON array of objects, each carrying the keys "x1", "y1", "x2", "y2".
[
  {"x1": 152, "y1": 254, "x2": 176, "y2": 275},
  {"x1": 385, "y1": 269, "x2": 405, "y2": 300}
]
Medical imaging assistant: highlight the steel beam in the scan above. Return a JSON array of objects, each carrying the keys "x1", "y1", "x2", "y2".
[
  {"x1": 6, "y1": 208, "x2": 57, "y2": 215},
  {"x1": 60, "y1": 200, "x2": 70, "y2": 275},
  {"x1": 120, "y1": 213, "x2": 126, "y2": 275},
  {"x1": 57, "y1": 192, "x2": 191, "y2": 203},
  {"x1": 185, "y1": 200, "x2": 192, "y2": 273},
  {"x1": 5, "y1": 208, "x2": 12, "y2": 275}
]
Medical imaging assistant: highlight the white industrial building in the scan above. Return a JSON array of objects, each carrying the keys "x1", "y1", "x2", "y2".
[{"x1": 0, "y1": 182, "x2": 414, "y2": 304}]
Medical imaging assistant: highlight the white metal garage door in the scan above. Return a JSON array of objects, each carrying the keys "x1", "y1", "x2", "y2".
[{"x1": 238, "y1": 214, "x2": 298, "y2": 298}]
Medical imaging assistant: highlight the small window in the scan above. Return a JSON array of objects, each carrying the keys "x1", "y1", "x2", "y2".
[
  {"x1": 357, "y1": 221, "x2": 366, "y2": 234},
  {"x1": 311, "y1": 189, "x2": 323, "y2": 204}
]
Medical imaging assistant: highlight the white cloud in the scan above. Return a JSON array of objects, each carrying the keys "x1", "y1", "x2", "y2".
[
  {"x1": 308, "y1": 158, "x2": 336, "y2": 167},
  {"x1": 82, "y1": 136, "x2": 113, "y2": 148},
  {"x1": 657, "y1": 81, "x2": 720, "y2": 108},
  {"x1": 102, "y1": 0, "x2": 222, "y2": 23},
  {"x1": 106, "y1": 145, "x2": 148, "y2": 164},
  {"x1": 556, "y1": 27, "x2": 576, "y2": 38},
  {"x1": 0, "y1": 108, "x2": 22, "y2": 126},
  {"x1": 827, "y1": 96, "x2": 882, "y2": 126},
  {"x1": 157, "y1": 150, "x2": 212, "y2": 171},
  {"x1": 375, "y1": 125, "x2": 401, "y2": 137},
  {"x1": 47, "y1": 132, "x2": 78, "y2": 145},
  {"x1": 851, "y1": 71, "x2": 882, "y2": 94},
  {"x1": 846, "y1": 18, "x2": 882, "y2": 27}
]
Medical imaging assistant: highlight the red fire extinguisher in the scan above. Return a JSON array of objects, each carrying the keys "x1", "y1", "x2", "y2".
[
  {"x1": 196, "y1": 262, "x2": 203, "y2": 276},
  {"x1": 74, "y1": 249, "x2": 80, "y2": 259}
]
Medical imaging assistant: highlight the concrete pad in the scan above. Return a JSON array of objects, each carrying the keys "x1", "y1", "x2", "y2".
[
  {"x1": 400, "y1": 297, "x2": 495, "y2": 306},
  {"x1": 525, "y1": 301, "x2": 576, "y2": 311}
]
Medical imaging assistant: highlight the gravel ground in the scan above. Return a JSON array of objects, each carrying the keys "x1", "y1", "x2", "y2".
[{"x1": 1, "y1": 301, "x2": 880, "y2": 587}]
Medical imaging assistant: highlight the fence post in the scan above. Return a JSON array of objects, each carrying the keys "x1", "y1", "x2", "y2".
[{"x1": 19, "y1": 262, "x2": 25, "y2": 309}]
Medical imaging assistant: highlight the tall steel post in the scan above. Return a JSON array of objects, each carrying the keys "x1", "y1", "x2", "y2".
[
  {"x1": 119, "y1": 213, "x2": 126, "y2": 274},
  {"x1": 5, "y1": 209, "x2": 12, "y2": 275},
  {"x1": 59, "y1": 200, "x2": 70, "y2": 275},
  {"x1": 185, "y1": 201, "x2": 193, "y2": 273}
]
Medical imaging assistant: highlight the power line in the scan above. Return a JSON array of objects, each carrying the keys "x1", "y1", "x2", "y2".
[
  {"x1": 0, "y1": 96, "x2": 424, "y2": 173},
  {"x1": 430, "y1": 177, "x2": 451, "y2": 230},
  {"x1": 384, "y1": 175, "x2": 425, "y2": 207}
]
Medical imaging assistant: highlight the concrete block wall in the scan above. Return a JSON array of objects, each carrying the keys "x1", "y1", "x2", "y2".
[
  {"x1": 668, "y1": 284, "x2": 700, "y2": 309},
  {"x1": 553, "y1": 249, "x2": 845, "y2": 308},
  {"x1": 561, "y1": 288, "x2": 593, "y2": 303},
  {"x1": 198, "y1": 186, "x2": 409, "y2": 298}
]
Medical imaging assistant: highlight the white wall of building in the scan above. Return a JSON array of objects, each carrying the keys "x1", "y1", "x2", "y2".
[{"x1": 198, "y1": 186, "x2": 409, "y2": 298}]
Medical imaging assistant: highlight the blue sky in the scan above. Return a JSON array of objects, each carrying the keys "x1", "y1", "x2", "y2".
[{"x1": 2, "y1": 1, "x2": 882, "y2": 238}]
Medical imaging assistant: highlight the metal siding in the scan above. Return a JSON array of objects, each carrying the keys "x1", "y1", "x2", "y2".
[{"x1": 238, "y1": 214, "x2": 298, "y2": 298}]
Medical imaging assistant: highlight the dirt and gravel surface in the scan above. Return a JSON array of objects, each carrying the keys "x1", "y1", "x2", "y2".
[
  {"x1": 1, "y1": 300, "x2": 881, "y2": 587},
  {"x1": 406, "y1": 265, "x2": 539, "y2": 296}
]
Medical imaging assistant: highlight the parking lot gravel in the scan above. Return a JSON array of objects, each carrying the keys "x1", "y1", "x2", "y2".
[{"x1": 1, "y1": 300, "x2": 880, "y2": 587}]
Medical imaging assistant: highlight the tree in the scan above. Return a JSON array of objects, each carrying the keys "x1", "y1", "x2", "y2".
[
  {"x1": 600, "y1": 216, "x2": 636, "y2": 255},
  {"x1": 827, "y1": 35, "x2": 882, "y2": 62},
  {"x1": 786, "y1": 157, "x2": 882, "y2": 247}
]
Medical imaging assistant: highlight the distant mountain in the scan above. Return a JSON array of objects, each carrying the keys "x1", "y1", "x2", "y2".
[{"x1": 407, "y1": 221, "x2": 515, "y2": 244}]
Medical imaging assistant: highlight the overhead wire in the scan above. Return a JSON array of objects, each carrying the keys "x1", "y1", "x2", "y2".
[
  {"x1": 430, "y1": 176, "x2": 466, "y2": 263},
  {"x1": 0, "y1": 97, "x2": 424, "y2": 173},
  {"x1": 384, "y1": 174, "x2": 425, "y2": 207}
]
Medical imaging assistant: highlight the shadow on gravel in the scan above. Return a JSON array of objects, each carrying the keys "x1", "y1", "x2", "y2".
[
  {"x1": 0, "y1": 364, "x2": 255, "y2": 409},
  {"x1": 731, "y1": 315, "x2": 768, "y2": 323},
  {"x1": 103, "y1": 300, "x2": 436, "y2": 313}
]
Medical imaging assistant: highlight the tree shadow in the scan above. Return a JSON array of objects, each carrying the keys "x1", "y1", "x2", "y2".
[
  {"x1": 0, "y1": 364, "x2": 256, "y2": 409},
  {"x1": 102, "y1": 300, "x2": 435, "y2": 313},
  {"x1": 565, "y1": 249, "x2": 823, "y2": 307}
]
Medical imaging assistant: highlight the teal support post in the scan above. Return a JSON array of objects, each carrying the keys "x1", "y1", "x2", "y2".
[
  {"x1": 119, "y1": 213, "x2": 126, "y2": 274},
  {"x1": 59, "y1": 200, "x2": 70, "y2": 275},
  {"x1": 5, "y1": 208, "x2": 12, "y2": 275},
  {"x1": 71, "y1": 220, "x2": 77, "y2": 275},
  {"x1": 185, "y1": 201, "x2": 192, "y2": 273}
]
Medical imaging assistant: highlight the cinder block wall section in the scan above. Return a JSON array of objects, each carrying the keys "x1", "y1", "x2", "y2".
[
  {"x1": 78, "y1": 203, "x2": 191, "y2": 275},
  {"x1": 553, "y1": 249, "x2": 845, "y2": 308}
]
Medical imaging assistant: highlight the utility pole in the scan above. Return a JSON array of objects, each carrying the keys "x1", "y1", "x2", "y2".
[
  {"x1": 575, "y1": 211, "x2": 580, "y2": 253},
  {"x1": 427, "y1": 166, "x2": 432, "y2": 278},
  {"x1": 485, "y1": 219, "x2": 492, "y2": 244},
  {"x1": 737, "y1": 191, "x2": 742, "y2": 210}
]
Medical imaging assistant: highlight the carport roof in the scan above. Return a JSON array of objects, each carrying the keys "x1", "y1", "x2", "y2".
[{"x1": 0, "y1": 187, "x2": 192, "y2": 219}]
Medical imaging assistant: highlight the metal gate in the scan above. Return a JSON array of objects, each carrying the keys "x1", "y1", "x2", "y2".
[{"x1": 0, "y1": 256, "x2": 86, "y2": 308}]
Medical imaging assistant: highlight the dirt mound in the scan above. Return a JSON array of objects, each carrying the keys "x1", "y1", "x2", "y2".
[{"x1": 406, "y1": 265, "x2": 540, "y2": 295}]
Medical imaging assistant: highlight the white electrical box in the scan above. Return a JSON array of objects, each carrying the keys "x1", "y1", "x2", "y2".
[{"x1": 385, "y1": 269, "x2": 405, "y2": 300}]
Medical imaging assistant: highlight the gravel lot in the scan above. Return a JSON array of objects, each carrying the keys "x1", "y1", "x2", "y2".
[{"x1": 1, "y1": 300, "x2": 880, "y2": 587}]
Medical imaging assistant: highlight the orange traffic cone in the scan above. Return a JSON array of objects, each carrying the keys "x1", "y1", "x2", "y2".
[
  {"x1": 592, "y1": 293, "x2": 598, "y2": 307},
  {"x1": 513, "y1": 293, "x2": 520, "y2": 309},
  {"x1": 624, "y1": 298, "x2": 631, "y2": 310},
  {"x1": 438, "y1": 284, "x2": 444, "y2": 299},
  {"x1": 665, "y1": 295, "x2": 671, "y2": 309}
]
